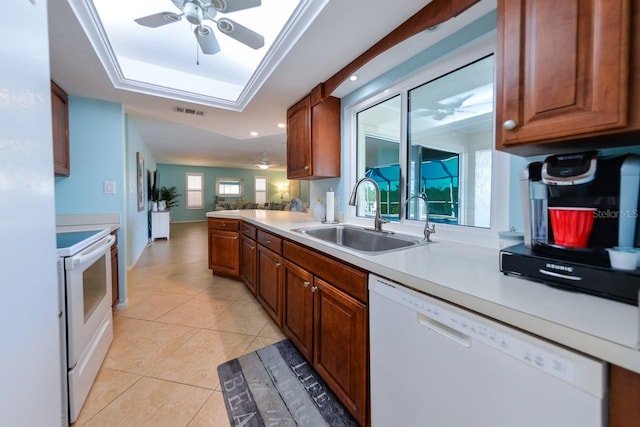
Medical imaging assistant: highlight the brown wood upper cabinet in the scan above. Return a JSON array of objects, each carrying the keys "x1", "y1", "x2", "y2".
[
  {"x1": 286, "y1": 93, "x2": 341, "y2": 180},
  {"x1": 495, "y1": 0, "x2": 638, "y2": 155},
  {"x1": 51, "y1": 80, "x2": 70, "y2": 176}
]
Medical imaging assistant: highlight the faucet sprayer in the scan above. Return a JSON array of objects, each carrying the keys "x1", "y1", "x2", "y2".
[{"x1": 404, "y1": 193, "x2": 436, "y2": 242}]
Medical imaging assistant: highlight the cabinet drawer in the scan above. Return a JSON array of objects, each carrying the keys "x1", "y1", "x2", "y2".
[
  {"x1": 241, "y1": 222, "x2": 257, "y2": 240},
  {"x1": 283, "y1": 241, "x2": 367, "y2": 302},
  {"x1": 208, "y1": 218, "x2": 239, "y2": 231},
  {"x1": 257, "y1": 230, "x2": 283, "y2": 255}
]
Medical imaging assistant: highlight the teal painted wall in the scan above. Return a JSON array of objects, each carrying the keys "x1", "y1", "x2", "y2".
[
  {"x1": 156, "y1": 164, "x2": 289, "y2": 222},
  {"x1": 55, "y1": 97, "x2": 125, "y2": 214},
  {"x1": 54, "y1": 96, "x2": 127, "y2": 303},
  {"x1": 125, "y1": 115, "x2": 156, "y2": 267}
]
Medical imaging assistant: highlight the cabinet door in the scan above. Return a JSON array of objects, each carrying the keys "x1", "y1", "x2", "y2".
[
  {"x1": 208, "y1": 230, "x2": 240, "y2": 277},
  {"x1": 496, "y1": 0, "x2": 630, "y2": 150},
  {"x1": 257, "y1": 245, "x2": 283, "y2": 326},
  {"x1": 286, "y1": 96, "x2": 311, "y2": 179},
  {"x1": 240, "y1": 235, "x2": 257, "y2": 295},
  {"x1": 51, "y1": 81, "x2": 69, "y2": 176},
  {"x1": 282, "y1": 260, "x2": 314, "y2": 360},
  {"x1": 313, "y1": 277, "x2": 367, "y2": 426},
  {"x1": 609, "y1": 365, "x2": 640, "y2": 427}
]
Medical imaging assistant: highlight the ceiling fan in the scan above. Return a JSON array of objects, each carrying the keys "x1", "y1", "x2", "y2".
[
  {"x1": 252, "y1": 153, "x2": 279, "y2": 170},
  {"x1": 134, "y1": 0, "x2": 265, "y2": 55}
]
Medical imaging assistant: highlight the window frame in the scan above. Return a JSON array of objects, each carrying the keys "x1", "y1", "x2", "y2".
[
  {"x1": 215, "y1": 177, "x2": 244, "y2": 197},
  {"x1": 345, "y1": 36, "x2": 510, "y2": 247},
  {"x1": 255, "y1": 176, "x2": 267, "y2": 205},
  {"x1": 185, "y1": 172, "x2": 204, "y2": 209}
]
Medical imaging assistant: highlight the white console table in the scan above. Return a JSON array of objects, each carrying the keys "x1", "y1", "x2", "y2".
[{"x1": 151, "y1": 211, "x2": 170, "y2": 240}]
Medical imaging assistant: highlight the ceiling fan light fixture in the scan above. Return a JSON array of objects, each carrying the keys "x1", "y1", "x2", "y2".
[
  {"x1": 184, "y1": 1, "x2": 203, "y2": 25},
  {"x1": 258, "y1": 164, "x2": 269, "y2": 170},
  {"x1": 194, "y1": 25, "x2": 220, "y2": 54}
]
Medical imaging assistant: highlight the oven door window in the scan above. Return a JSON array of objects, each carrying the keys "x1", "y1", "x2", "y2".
[{"x1": 82, "y1": 255, "x2": 107, "y2": 322}]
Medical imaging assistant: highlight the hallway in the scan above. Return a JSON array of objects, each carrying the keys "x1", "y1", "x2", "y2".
[{"x1": 74, "y1": 221, "x2": 284, "y2": 426}]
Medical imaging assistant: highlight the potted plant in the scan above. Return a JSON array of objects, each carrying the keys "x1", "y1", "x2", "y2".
[{"x1": 159, "y1": 186, "x2": 181, "y2": 210}]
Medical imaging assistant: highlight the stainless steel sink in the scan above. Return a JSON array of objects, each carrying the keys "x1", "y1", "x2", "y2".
[{"x1": 293, "y1": 225, "x2": 430, "y2": 254}]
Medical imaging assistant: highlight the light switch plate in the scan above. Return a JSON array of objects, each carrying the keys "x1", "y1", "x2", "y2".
[{"x1": 103, "y1": 181, "x2": 116, "y2": 194}]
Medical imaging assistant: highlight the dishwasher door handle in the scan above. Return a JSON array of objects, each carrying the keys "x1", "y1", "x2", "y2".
[{"x1": 417, "y1": 313, "x2": 471, "y2": 348}]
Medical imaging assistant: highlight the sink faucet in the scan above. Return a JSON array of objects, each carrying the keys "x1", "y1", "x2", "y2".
[
  {"x1": 404, "y1": 193, "x2": 436, "y2": 242},
  {"x1": 348, "y1": 177, "x2": 389, "y2": 232}
]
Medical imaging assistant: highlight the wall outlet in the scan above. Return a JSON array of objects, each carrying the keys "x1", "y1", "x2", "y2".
[{"x1": 103, "y1": 181, "x2": 116, "y2": 194}]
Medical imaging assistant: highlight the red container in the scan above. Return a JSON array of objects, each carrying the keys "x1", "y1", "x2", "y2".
[{"x1": 549, "y1": 207, "x2": 597, "y2": 248}]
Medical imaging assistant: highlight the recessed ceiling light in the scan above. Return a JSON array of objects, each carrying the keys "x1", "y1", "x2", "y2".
[
  {"x1": 250, "y1": 131, "x2": 258, "y2": 137},
  {"x1": 277, "y1": 123, "x2": 286, "y2": 128},
  {"x1": 349, "y1": 74, "x2": 358, "y2": 81}
]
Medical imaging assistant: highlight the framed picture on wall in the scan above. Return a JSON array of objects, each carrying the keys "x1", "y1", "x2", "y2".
[{"x1": 137, "y1": 152, "x2": 144, "y2": 212}]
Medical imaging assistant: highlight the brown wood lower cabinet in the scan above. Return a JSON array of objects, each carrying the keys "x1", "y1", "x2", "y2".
[
  {"x1": 208, "y1": 218, "x2": 240, "y2": 278},
  {"x1": 313, "y1": 277, "x2": 367, "y2": 425},
  {"x1": 240, "y1": 234, "x2": 257, "y2": 295},
  {"x1": 282, "y1": 260, "x2": 314, "y2": 361},
  {"x1": 610, "y1": 364, "x2": 640, "y2": 427},
  {"x1": 281, "y1": 240, "x2": 368, "y2": 426},
  {"x1": 257, "y1": 244, "x2": 283, "y2": 326}
]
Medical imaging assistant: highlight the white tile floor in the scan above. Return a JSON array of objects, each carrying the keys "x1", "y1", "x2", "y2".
[{"x1": 73, "y1": 221, "x2": 285, "y2": 426}]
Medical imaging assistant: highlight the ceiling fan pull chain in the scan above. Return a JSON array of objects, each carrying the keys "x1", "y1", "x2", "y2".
[{"x1": 196, "y1": 35, "x2": 200, "y2": 65}]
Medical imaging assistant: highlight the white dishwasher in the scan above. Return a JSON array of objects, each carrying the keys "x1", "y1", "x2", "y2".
[{"x1": 369, "y1": 275, "x2": 606, "y2": 427}]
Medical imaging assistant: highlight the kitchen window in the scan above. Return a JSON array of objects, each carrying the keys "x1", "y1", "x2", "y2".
[
  {"x1": 186, "y1": 173, "x2": 204, "y2": 209},
  {"x1": 347, "y1": 36, "x2": 510, "y2": 244}
]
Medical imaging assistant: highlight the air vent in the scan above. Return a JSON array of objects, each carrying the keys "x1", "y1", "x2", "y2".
[{"x1": 172, "y1": 106, "x2": 206, "y2": 116}]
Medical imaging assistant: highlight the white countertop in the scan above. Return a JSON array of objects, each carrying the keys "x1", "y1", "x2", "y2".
[
  {"x1": 208, "y1": 210, "x2": 640, "y2": 374},
  {"x1": 56, "y1": 213, "x2": 120, "y2": 234}
]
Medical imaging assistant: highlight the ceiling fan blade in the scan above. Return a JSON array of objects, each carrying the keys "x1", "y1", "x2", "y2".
[
  {"x1": 194, "y1": 25, "x2": 221, "y2": 55},
  {"x1": 217, "y1": 18, "x2": 264, "y2": 49},
  {"x1": 135, "y1": 12, "x2": 182, "y2": 28},
  {"x1": 212, "y1": 0, "x2": 261, "y2": 13},
  {"x1": 170, "y1": 0, "x2": 186, "y2": 10}
]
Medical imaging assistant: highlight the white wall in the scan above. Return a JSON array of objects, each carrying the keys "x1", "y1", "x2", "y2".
[{"x1": 0, "y1": 0, "x2": 63, "y2": 424}]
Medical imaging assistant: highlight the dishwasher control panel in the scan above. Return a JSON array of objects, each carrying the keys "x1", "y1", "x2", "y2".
[{"x1": 370, "y1": 276, "x2": 579, "y2": 384}]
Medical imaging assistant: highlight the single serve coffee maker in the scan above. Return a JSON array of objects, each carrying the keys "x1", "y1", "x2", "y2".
[{"x1": 500, "y1": 150, "x2": 640, "y2": 304}]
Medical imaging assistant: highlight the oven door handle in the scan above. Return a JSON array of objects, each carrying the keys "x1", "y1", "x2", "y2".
[{"x1": 67, "y1": 235, "x2": 115, "y2": 269}]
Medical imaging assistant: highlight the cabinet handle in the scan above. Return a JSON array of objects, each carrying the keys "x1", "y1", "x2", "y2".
[
  {"x1": 249, "y1": 246, "x2": 255, "y2": 250},
  {"x1": 304, "y1": 165, "x2": 309, "y2": 171},
  {"x1": 267, "y1": 240, "x2": 271, "y2": 244},
  {"x1": 303, "y1": 281, "x2": 310, "y2": 288},
  {"x1": 275, "y1": 262, "x2": 281, "y2": 267},
  {"x1": 503, "y1": 119, "x2": 517, "y2": 130},
  {"x1": 311, "y1": 286, "x2": 318, "y2": 293}
]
